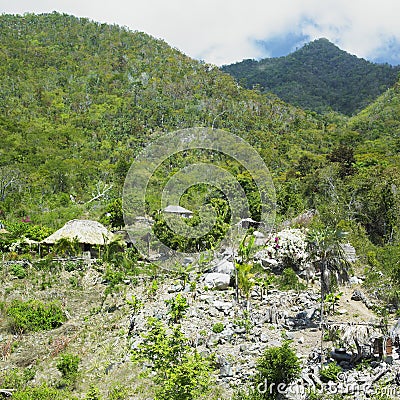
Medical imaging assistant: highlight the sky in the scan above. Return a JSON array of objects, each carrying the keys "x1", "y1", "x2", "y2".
[{"x1": 1, "y1": 0, "x2": 400, "y2": 66}]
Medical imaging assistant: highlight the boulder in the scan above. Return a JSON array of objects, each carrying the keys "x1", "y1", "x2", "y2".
[
  {"x1": 351, "y1": 289, "x2": 365, "y2": 301},
  {"x1": 220, "y1": 362, "x2": 233, "y2": 377},
  {"x1": 212, "y1": 259, "x2": 235, "y2": 275},
  {"x1": 341, "y1": 243, "x2": 357, "y2": 263},
  {"x1": 204, "y1": 273, "x2": 231, "y2": 290},
  {"x1": 213, "y1": 300, "x2": 233, "y2": 312},
  {"x1": 349, "y1": 276, "x2": 362, "y2": 285}
]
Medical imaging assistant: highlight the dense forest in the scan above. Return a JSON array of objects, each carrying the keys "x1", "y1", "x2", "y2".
[
  {"x1": 221, "y1": 38, "x2": 400, "y2": 115},
  {"x1": 0, "y1": 12, "x2": 400, "y2": 400},
  {"x1": 0, "y1": 12, "x2": 323, "y2": 229},
  {"x1": 0, "y1": 14, "x2": 398, "y2": 244},
  {"x1": 0, "y1": 12, "x2": 399, "y2": 251}
]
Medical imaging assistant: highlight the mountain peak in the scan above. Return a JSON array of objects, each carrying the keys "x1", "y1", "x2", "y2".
[{"x1": 222, "y1": 39, "x2": 400, "y2": 115}]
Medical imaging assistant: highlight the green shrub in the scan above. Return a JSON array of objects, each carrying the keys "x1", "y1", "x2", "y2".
[
  {"x1": 103, "y1": 265, "x2": 126, "y2": 296},
  {"x1": 64, "y1": 260, "x2": 84, "y2": 272},
  {"x1": 320, "y1": 362, "x2": 342, "y2": 382},
  {"x1": 6, "y1": 299, "x2": 66, "y2": 333},
  {"x1": 0, "y1": 367, "x2": 36, "y2": 390},
  {"x1": 11, "y1": 264, "x2": 27, "y2": 279},
  {"x1": 212, "y1": 322, "x2": 225, "y2": 333},
  {"x1": 56, "y1": 353, "x2": 80, "y2": 381},
  {"x1": 165, "y1": 293, "x2": 189, "y2": 324},
  {"x1": 108, "y1": 383, "x2": 128, "y2": 400},
  {"x1": 279, "y1": 268, "x2": 305, "y2": 291},
  {"x1": 11, "y1": 384, "x2": 76, "y2": 400},
  {"x1": 254, "y1": 341, "x2": 301, "y2": 399},
  {"x1": 132, "y1": 317, "x2": 214, "y2": 400},
  {"x1": 85, "y1": 385, "x2": 102, "y2": 400}
]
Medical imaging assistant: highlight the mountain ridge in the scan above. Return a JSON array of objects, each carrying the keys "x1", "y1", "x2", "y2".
[{"x1": 221, "y1": 38, "x2": 400, "y2": 115}]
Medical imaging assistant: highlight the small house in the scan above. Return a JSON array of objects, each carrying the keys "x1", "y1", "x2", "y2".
[
  {"x1": 41, "y1": 219, "x2": 113, "y2": 257},
  {"x1": 163, "y1": 205, "x2": 193, "y2": 218}
]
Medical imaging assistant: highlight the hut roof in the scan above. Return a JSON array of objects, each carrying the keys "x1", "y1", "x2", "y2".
[
  {"x1": 42, "y1": 219, "x2": 113, "y2": 245},
  {"x1": 163, "y1": 205, "x2": 193, "y2": 214}
]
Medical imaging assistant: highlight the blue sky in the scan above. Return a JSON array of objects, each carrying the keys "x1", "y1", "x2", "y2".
[{"x1": 2, "y1": 0, "x2": 400, "y2": 66}]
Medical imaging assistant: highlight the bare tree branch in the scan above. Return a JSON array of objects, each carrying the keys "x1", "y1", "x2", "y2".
[{"x1": 85, "y1": 182, "x2": 113, "y2": 204}]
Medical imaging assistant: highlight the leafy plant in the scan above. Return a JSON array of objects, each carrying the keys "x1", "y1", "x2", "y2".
[
  {"x1": 0, "y1": 367, "x2": 36, "y2": 391},
  {"x1": 165, "y1": 293, "x2": 189, "y2": 324},
  {"x1": 234, "y1": 310, "x2": 253, "y2": 334},
  {"x1": 6, "y1": 299, "x2": 66, "y2": 333},
  {"x1": 85, "y1": 385, "x2": 103, "y2": 400},
  {"x1": 237, "y1": 262, "x2": 255, "y2": 311},
  {"x1": 279, "y1": 267, "x2": 305, "y2": 291},
  {"x1": 212, "y1": 322, "x2": 225, "y2": 333},
  {"x1": 147, "y1": 279, "x2": 159, "y2": 296},
  {"x1": 254, "y1": 341, "x2": 301, "y2": 399},
  {"x1": 132, "y1": 317, "x2": 214, "y2": 400},
  {"x1": 319, "y1": 362, "x2": 342, "y2": 382},
  {"x1": 173, "y1": 263, "x2": 195, "y2": 288},
  {"x1": 324, "y1": 291, "x2": 343, "y2": 315},
  {"x1": 11, "y1": 264, "x2": 27, "y2": 279},
  {"x1": 54, "y1": 237, "x2": 80, "y2": 257},
  {"x1": 126, "y1": 294, "x2": 143, "y2": 314},
  {"x1": 11, "y1": 384, "x2": 77, "y2": 400},
  {"x1": 56, "y1": 353, "x2": 80, "y2": 382}
]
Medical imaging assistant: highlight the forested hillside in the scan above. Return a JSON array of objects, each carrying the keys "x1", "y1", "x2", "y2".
[
  {"x1": 221, "y1": 38, "x2": 400, "y2": 115},
  {"x1": 0, "y1": 13, "x2": 399, "y2": 249},
  {"x1": 1, "y1": 12, "x2": 400, "y2": 400},
  {"x1": 0, "y1": 12, "x2": 325, "y2": 229}
]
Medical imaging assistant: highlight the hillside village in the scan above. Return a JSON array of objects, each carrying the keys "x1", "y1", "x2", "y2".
[{"x1": 0, "y1": 12, "x2": 400, "y2": 400}]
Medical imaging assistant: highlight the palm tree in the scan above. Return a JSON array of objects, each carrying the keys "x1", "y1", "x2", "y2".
[
  {"x1": 102, "y1": 234, "x2": 126, "y2": 263},
  {"x1": 306, "y1": 227, "x2": 350, "y2": 295},
  {"x1": 236, "y1": 234, "x2": 256, "y2": 309},
  {"x1": 236, "y1": 262, "x2": 255, "y2": 312},
  {"x1": 306, "y1": 226, "x2": 350, "y2": 365}
]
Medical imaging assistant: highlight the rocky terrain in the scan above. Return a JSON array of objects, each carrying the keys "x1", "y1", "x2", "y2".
[{"x1": 1, "y1": 250, "x2": 400, "y2": 399}]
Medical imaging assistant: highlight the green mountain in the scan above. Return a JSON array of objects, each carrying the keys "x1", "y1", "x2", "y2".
[
  {"x1": 0, "y1": 12, "x2": 321, "y2": 228},
  {"x1": 221, "y1": 38, "x2": 400, "y2": 115},
  {"x1": 0, "y1": 13, "x2": 400, "y2": 399},
  {"x1": 0, "y1": 13, "x2": 399, "y2": 249}
]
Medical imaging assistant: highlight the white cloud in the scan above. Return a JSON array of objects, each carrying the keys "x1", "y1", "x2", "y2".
[{"x1": 1, "y1": 0, "x2": 400, "y2": 65}]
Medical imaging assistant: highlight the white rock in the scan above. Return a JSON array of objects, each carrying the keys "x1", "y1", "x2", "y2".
[
  {"x1": 204, "y1": 273, "x2": 231, "y2": 290},
  {"x1": 349, "y1": 276, "x2": 362, "y2": 285},
  {"x1": 260, "y1": 333, "x2": 268, "y2": 342},
  {"x1": 213, "y1": 300, "x2": 233, "y2": 311},
  {"x1": 213, "y1": 259, "x2": 235, "y2": 275}
]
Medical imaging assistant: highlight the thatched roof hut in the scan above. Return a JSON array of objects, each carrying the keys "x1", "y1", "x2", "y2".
[
  {"x1": 42, "y1": 219, "x2": 113, "y2": 245},
  {"x1": 163, "y1": 205, "x2": 193, "y2": 218}
]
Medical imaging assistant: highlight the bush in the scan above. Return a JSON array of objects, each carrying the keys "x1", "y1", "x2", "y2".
[
  {"x1": 254, "y1": 341, "x2": 301, "y2": 399},
  {"x1": 165, "y1": 293, "x2": 189, "y2": 324},
  {"x1": 279, "y1": 268, "x2": 305, "y2": 291},
  {"x1": 56, "y1": 353, "x2": 80, "y2": 381},
  {"x1": 11, "y1": 384, "x2": 76, "y2": 400},
  {"x1": 0, "y1": 367, "x2": 36, "y2": 391},
  {"x1": 11, "y1": 264, "x2": 27, "y2": 279},
  {"x1": 6, "y1": 299, "x2": 66, "y2": 333},
  {"x1": 319, "y1": 362, "x2": 342, "y2": 382},
  {"x1": 132, "y1": 318, "x2": 214, "y2": 400},
  {"x1": 85, "y1": 385, "x2": 102, "y2": 400},
  {"x1": 212, "y1": 322, "x2": 225, "y2": 333}
]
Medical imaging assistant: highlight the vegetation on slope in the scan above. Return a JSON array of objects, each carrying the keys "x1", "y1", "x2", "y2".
[
  {"x1": 0, "y1": 13, "x2": 400, "y2": 399},
  {"x1": 0, "y1": 12, "x2": 321, "y2": 229},
  {"x1": 221, "y1": 38, "x2": 400, "y2": 115},
  {"x1": 0, "y1": 13, "x2": 398, "y2": 265}
]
